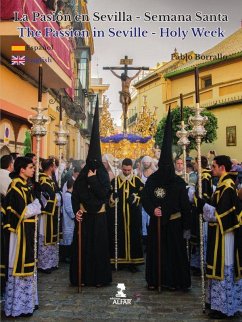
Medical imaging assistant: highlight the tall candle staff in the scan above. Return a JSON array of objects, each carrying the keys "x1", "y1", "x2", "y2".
[
  {"x1": 176, "y1": 94, "x2": 190, "y2": 183},
  {"x1": 188, "y1": 67, "x2": 208, "y2": 313},
  {"x1": 54, "y1": 95, "x2": 68, "y2": 266},
  {"x1": 28, "y1": 64, "x2": 49, "y2": 309},
  {"x1": 113, "y1": 157, "x2": 120, "y2": 271},
  {"x1": 176, "y1": 94, "x2": 190, "y2": 260}
]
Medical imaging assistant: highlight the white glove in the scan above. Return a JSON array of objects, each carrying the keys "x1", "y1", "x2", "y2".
[
  {"x1": 25, "y1": 199, "x2": 42, "y2": 218},
  {"x1": 203, "y1": 203, "x2": 217, "y2": 222},
  {"x1": 56, "y1": 193, "x2": 62, "y2": 207},
  {"x1": 187, "y1": 185, "x2": 195, "y2": 203}
]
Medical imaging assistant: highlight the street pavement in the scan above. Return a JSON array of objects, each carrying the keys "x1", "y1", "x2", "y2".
[{"x1": 1, "y1": 262, "x2": 241, "y2": 321}]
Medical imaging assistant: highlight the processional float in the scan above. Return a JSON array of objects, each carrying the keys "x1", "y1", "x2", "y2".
[{"x1": 100, "y1": 96, "x2": 158, "y2": 160}]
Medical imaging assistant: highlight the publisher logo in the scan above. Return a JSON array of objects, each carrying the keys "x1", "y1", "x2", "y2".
[{"x1": 110, "y1": 283, "x2": 132, "y2": 305}]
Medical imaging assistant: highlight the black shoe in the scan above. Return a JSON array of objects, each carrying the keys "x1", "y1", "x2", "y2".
[{"x1": 208, "y1": 310, "x2": 227, "y2": 319}]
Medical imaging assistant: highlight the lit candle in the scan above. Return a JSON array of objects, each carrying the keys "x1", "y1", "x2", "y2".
[
  {"x1": 180, "y1": 93, "x2": 183, "y2": 121},
  {"x1": 38, "y1": 64, "x2": 43, "y2": 102},
  {"x1": 195, "y1": 67, "x2": 200, "y2": 104}
]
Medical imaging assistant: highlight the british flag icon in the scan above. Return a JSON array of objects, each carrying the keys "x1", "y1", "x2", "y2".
[{"x1": 11, "y1": 55, "x2": 26, "y2": 66}]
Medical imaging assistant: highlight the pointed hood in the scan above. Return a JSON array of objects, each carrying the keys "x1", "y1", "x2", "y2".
[
  {"x1": 157, "y1": 107, "x2": 175, "y2": 183},
  {"x1": 86, "y1": 96, "x2": 102, "y2": 163}
]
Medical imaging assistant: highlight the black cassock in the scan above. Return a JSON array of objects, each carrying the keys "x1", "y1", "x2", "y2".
[
  {"x1": 108, "y1": 175, "x2": 144, "y2": 265},
  {"x1": 69, "y1": 168, "x2": 112, "y2": 286},
  {"x1": 191, "y1": 169, "x2": 213, "y2": 246},
  {"x1": 142, "y1": 173, "x2": 191, "y2": 289}
]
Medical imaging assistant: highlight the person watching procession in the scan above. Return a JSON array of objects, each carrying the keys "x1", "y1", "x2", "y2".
[
  {"x1": 70, "y1": 98, "x2": 112, "y2": 287},
  {"x1": 142, "y1": 108, "x2": 191, "y2": 291},
  {"x1": 2, "y1": 157, "x2": 41, "y2": 318},
  {"x1": 0, "y1": 155, "x2": 14, "y2": 197},
  {"x1": 139, "y1": 156, "x2": 155, "y2": 249},
  {"x1": 0, "y1": 154, "x2": 14, "y2": 297},
  {"x1": 197, "y1": 155, "x2": 242, "y2": 319},
  {"x1": 60, "y1": 178, "x2": 75, "y2": 263},
  {"x1": 174, "y1": 157, "x2": 184, "y2": 177},
  {"x1": 186, "y1": 162, "x2": 197, "y2": 186},
  {"x1": 102, "y1": 153, "x2": 116, "y2": 181},
  {"x1": 109, "y1": 158, "x2": 144, "y2": 272},
  {"x1": 61, "y1": 166, "x2": 81, "y2": 196}
]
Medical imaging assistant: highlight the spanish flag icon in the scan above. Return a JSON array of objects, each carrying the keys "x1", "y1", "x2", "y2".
[{"x1": 11, "y1": 45, "x2": 26, "y2": 52}]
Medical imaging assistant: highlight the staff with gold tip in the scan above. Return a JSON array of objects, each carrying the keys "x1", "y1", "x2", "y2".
[
  {"x1": 188, "y1": 67, "x2": 208, "y2": 313},
  {"x1": 28, "y1": 64, "x2": 49, "y2": 310},
  {"x1": 54, "y1": 95, "x2": 68, "y2": 267},
  {"x1": 113, "y1": 157, "x2": 120, "y2": 271},
  {"x1": 176, "y1": 94, "x2": 190, "y2": 260}
]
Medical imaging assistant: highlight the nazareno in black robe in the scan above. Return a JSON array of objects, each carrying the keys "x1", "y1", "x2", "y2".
[
  {"x1": 69, "y1": 164, "x2": 112, "y2": 286},
  {"x1": 142, "y1": 172, "x2": 191, "y2": 289}
]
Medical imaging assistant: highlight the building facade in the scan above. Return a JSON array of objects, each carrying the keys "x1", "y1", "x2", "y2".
[
  {"x1": 164, "y1": 28, "x2": 242, "y2": 160},
  {"x1": 0, "y1": 0, "x2": 95, "y2": 160}
]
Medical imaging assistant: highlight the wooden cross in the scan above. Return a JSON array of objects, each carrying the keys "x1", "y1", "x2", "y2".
[{"x1": 103, "y1": 56, "x2": 149, "y2": 134}]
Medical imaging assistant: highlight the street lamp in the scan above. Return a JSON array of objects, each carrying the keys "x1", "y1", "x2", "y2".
[{"x1": 88, "y1": 93, "x2": 97, "y2": 117}]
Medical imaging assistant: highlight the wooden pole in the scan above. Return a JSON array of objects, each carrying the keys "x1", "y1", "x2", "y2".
[
  {"x1": 78, "y1": 220, "x2": 82, "y2": 293},
  {"x1": 157, "y1": 215, "x2": 161, "y2": 293}
]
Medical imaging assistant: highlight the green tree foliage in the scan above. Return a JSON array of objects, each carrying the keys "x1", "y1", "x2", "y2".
[
  {"x1": 155, "y1": 107, "x2": 218, "y2": 153},
  {"x1": 23, "y1": 131, "x2": 32, "y2": 155}
]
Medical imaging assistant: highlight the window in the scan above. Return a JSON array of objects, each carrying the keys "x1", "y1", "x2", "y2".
[
  {"x1": 201, "y1": 75, "x2": 212, "y2": 88},
  {"x1": 75, "y1": 47, "x2": 91, "y2": 96}
]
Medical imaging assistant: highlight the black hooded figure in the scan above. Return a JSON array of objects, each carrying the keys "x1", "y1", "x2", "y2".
[
  {"x1": 70, "y1": 97, "x2": 112, "y2": 287},
  {"x1": 142, "y1": 108, "x2": 191, "y2": 290}
]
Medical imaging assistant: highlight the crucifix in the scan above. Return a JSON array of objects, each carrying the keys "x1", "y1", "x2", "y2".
[{"x1": 103, "y1": 56, "x2": 149, "y2": 134}]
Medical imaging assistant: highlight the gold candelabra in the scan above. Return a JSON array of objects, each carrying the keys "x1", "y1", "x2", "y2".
[
  {"x1": 135, "y1": 96, "x2": 158, "y2": 137},
  {"x1": 100, "y1": 95, "x2": 115, "y2": 137}
]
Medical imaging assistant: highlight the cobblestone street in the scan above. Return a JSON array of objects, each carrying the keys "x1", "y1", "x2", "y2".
[{"x1": 1, "y1": 262, "x2": 241, "y2": 321}]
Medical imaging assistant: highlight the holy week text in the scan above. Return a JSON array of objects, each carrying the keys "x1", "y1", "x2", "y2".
[{"x1": 16, "y1": 26, "x2": 225, "y2": 39}]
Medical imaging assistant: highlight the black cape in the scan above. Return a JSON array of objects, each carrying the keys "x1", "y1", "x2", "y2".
[
  {"x1": 69, "y1": 165, "x2": 112, "y2": 286},
  {"x1": 142, "y1": 172, "x2": 191, "y2": 289}
]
